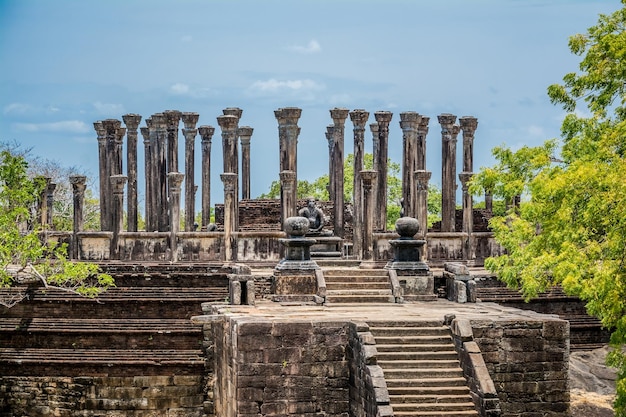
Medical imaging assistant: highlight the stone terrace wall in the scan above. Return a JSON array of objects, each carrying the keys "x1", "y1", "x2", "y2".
[
  {"x1": 212, "y1": 316, "x2": 350, "y2": 417},
  {"x1": 0, "y1": 376, "x2": 207, "y2": 417},
  {"x1": 470, "y1": 317, "x2": 570, "y2": 417}
]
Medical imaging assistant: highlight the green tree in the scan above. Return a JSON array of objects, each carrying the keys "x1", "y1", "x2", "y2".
[
  {"x1": 472, "y1": 4, "x2": 626, "y2": 414},
  {"x1": 0, "y1": 150, "x2": 114, "y2": 307}
]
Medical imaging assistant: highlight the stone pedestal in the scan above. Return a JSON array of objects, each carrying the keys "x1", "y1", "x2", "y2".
[
  {"x1": 385, "y1": 217, "x2": 435, "y2": 301},
  {"x1": 274, "y1": 217, "x2": 320, "y2": 303}
]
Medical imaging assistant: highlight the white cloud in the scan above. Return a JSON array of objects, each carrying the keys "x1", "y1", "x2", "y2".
[
  {"x1": 3, "y1": 103, "x2": 31, "y2": 115},
  {"x1": 13, "y1": 120, "x2": 91, "y2": 134},
  {"x1": 92, "y1": 101, "x2": 125, "y2": 116},
  {"x1": 170, "y1": 83, "x2": 190, "y2": 95},
  {"x1": 289, "y1": 39, "x2": 321, "y2": 54},
  {"x1": 250, "y1": 78, "x2": 324, "y2": 93}
]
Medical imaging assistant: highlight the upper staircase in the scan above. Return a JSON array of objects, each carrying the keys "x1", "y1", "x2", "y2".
[
  {"x1": 368, "y1": 321, "x2": 479, "y2": 417},
  {"x1": 323, "y1": 268, "x2": 395, "y2": 304}
]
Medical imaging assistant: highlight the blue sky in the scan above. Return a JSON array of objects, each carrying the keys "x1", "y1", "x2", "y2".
[{"x1": 0, "y1": 0, "x2": 619, "y2": 206}]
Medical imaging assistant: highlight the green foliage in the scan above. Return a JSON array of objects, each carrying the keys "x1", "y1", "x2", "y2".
[
  {"x1": 476, "y1": 4, "x2": 626, "y2": 414},
  {"x1": 0, "y1": 150, "x2": 113, "y2": 306}
]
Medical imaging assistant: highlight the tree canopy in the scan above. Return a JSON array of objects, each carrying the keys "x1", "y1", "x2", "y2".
[
  {"x1": 0, "y1": 149, "x2": 113, "y2": 307},
  {"x1": 471, "y1": 3, "x2": 626, "y2": 414}
]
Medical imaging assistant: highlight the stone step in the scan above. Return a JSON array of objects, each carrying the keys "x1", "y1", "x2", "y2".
[
  {"x1": 376, "y1": 344, "x2": 457, "y2": 353},
  {"x1": 323, "y1": 269, "x2": 389, "y2": 277},
  {"x1": 0, "y1": 318, "x2": 203, "y2": 350},
  {"x1": 368, "y1": 325, "x2": 450, "y2": 336},
  {"x1": 392, "y1": 402, "x2": 478, "y2": 412},
  {"x1": 323, "y1": 275, "x2": 390, "y2": 283},
  {"x1": 393, "y1": 409, "x2": 479, "y2": 417},
  {"x1": 367, "y1": 320, "x2": 444, "y2": 328},
  {"x1": 385, "y1": 377, "x2": 468, "y2": 388},
  {"x1": 326, "y1": 289, "x2": 393, "y2": 296},
  {"x1": 380, "y1": 367, "x2": 465, "y2": 380},
  {"x1": 378, "y1": 359, "x2": 461, "y2": 369},
  {"x1": 325, "y1": 281, "x2": 391, "y2": 290},
  {"x1": 377, "y1": 351, "x2": 459, "y2": 361},
  {"x1": 324, "y1": 294, "x2": 395, "y2": 303},
  {"x1": 387, "y1": 386, "x2": 472, "y2": 396},
  {"x1": 0, "y1": 348, "x2": 206, "y2": 376},
  {"x1": 374, "y1": 334, "x2": 453, "y2": 345},
  {"x1": 389, "y1": 394, "x2": 473, "y2": 404}
]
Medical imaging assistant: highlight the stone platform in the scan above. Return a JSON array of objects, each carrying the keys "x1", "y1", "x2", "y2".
[{"x1": 195, "y1": 299, "x2": 570, "y2": 417}]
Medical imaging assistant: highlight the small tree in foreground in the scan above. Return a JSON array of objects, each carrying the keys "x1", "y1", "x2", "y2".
[
  {"x1": 472, "y1": 3, "x2": 626, "y2": 414},
  {"x1": 0, "y1": 150, "x2": 113, "y2": 307}
]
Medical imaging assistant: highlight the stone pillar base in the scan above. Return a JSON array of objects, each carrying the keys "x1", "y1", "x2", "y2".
[{"x1": 273, "y1": 269, "x2": 319, "y2": 295}]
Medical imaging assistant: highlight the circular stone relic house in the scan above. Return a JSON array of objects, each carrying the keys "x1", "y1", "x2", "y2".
[{"x1": 0, "y1": 107, "x2": 599, "y2": 417}]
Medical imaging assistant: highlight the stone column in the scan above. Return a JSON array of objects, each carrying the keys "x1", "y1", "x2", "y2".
[
  {"x1": 45, "y1": 180, "x2": 56, "y2": 229},
  {"x1": 110, "y1": 175, "x2": 127, "y2": 260},
  {"x1": 152, "y1": 113, "x2": 169, "y2": 231},
  {"x1": 400, "y1": 112, "x2": 421, "y2": 219},
  {"x1": 140, "y1": 125, "x2": 154, "y2": 231},
  {"x1": 275, "y1": 108, "x2": 302, "y2": 227},
  {"x1": 416, "y1": 116, "x2": 429, "y2": 171},
  {"x1": 459, "y1": 116, "x2": 478, "y2": 173},
  {"x1": 122, "y1": 113, "x2": 142, "y2": 232},
  {"x1": 102, "y1": 119, "x2": 125, "y2": 232},
  {"x1": 199, "y1": 126, "x2": 215, "y2": 229},
  {"x1": 325, "y1": 125, "x2": 335, "y2": 201},
  {"x1": 168, "y1": 172, "x2": 184, "y2": 261},
  {"x1": 70, "y1": 175, "x2": 86, "y2": 259},
  {"x1": 330, "y1": 108, "x2": 349, "y2": 238},
  {"x1": 222, "y1": 107, "x2": 243, "y2": 192},
  {"x1": 181, "y1": 112, "x2": 199, "y2": 232},
  {"x1": 218, "y1": 115, "x2": 240, "y2": 231},
  {"x1": 374, "y1": 111, "x2": 393, "y2": 231},
  {"x1": 279, "y1": 170, "x2": 297, "y2": 227},
  {"x1": 485, "y1": 191, "x2": 493, "y2": 213},
  {"x1": 414, "y1": 170, "x2": 432, "y2": 240},
  {"x1": 360, "y1": 170, "x2": 377, "y2": 266},
  {"x1": 459, "y1": 172, "x2": 474, "y2": 262},
  {"x1": 350, "y1": 109, "x2": 369, "y2": 259},
  {"x1": 164, "y1": 110, "x2": 181, "y2": 174},
  {"x1": 438, "y1": 113, "x2": 458, "y2": 232},
  {"x1": 94, "y1": 121, "x2": 109, "y2": 231},
  {"x1": 238, "y1": 126, "x2": 253, "y2": 200},
  {"x1": 221, "y1": 173, "x2": 238, "y2": 263}
]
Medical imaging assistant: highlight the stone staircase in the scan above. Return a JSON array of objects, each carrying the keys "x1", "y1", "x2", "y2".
[
  {"x1": 323, "y1": 268, "x2": 395, "y2": 303},
  {"x1": 369, "y1": 321, "x2": 479, "y2": 417},
  {"x1": 0, "y1": 263, "x2": 231, "y2": 416}
]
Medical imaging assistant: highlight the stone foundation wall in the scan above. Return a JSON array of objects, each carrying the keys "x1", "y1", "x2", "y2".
[
  {"x1": 212, "y1": 316, "x2": 350, "y2": 417},
  {"x1": 0, "y1": 376, "x2": 208, "y2": 417},
  {"x1": 471, "y1": 317, "x2": 570, "y2": 417}
]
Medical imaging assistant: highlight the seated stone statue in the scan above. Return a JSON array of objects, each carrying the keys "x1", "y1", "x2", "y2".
[{"x1": 298, "y1": 197, "x2": 325, "y2": 233}]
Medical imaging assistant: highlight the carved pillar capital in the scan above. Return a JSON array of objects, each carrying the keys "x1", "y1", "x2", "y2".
[
  {"x1": 399, "y1": 111, "x2": 421, "y2": 131},
  {"x1": 151, "y1": 113, "x2": 166, "y2": 130},
  {"x1": 238, "y1": 126, "x2": 254, "y2": 145},
  {"x1": 93, "y1": 121, "x2": 106, "y2": 139},
  {"x1": 164, "y1": 110, "x2": 182, "y2": 129},
  {"x1": 280, "y1": 107, "x2": 302, "y2": 125},
  {"x1": 374, "y1": 111, "x2": 393, "y2": 125},
  {"x1": 181, "y1": 112, "x2": 200, "y2": 130},
  {"x1": 417, "y1": 116, "x2": 430, "y2": 136},
  {"x1": 222, "y1": 107, "x2": 243, "y2": 121},
  {"x1": 217, "y1": 115, "x2": 239, "y2": 131},
  {"x1": 221, "y1": 172, "x2": 238, "y2": 193},
  {"x1": 110, "y1": 175, "x2": 127, "y2": 193},
  {"x1": 459, "y1": 172, "x2": 473, "y2": 190},
  {"x1": 70, "y1": 175, "x2": 87, "y2": 194},
  {"x1": 199, "y1": 125, "x2": 215, "y2": 142},
  {"x1": 437, "y1": 113, "x2": 457, "y2": 134},
  {"x1": 459, "y1": 116, "x2": 478, "y2": 136},
  {"x1": 349, "y1": 109, "x2": 370, "y2": 129},
  {"x1": 122, "y1": 114, "x2": 142, "y2": 131},
  {"x1": 330, "y1": 107, "x2": 349, "y2": 125}
]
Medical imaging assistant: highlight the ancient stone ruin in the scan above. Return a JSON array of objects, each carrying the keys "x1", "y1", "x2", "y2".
[{"x1": 0, "y1": 106, "x2": 603, "y2": 417}]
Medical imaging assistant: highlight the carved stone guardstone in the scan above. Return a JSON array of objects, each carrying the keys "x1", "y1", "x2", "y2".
[
  {"x1": 273, "y1": 217, "x2": 322, "y2": 304},
  {"x1": 385, "y1": 217, "x2": 435, "y2": 301}
]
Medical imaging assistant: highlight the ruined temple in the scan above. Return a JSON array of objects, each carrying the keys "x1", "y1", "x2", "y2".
[{"x1": 0, "y1": 107, "x2": 603, "y2": 417}]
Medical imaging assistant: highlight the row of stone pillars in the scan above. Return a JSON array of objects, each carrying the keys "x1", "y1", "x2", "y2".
[{"x1": 94, "y1": 108, "x2": 254, "y2": 235}]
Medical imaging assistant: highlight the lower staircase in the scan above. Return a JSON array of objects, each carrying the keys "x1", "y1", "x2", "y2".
[
  {"x1": 323, "y1": 268, "x2": 395, "y2": 303},
  {"x1": 369, "y1": 321, "x2": 479, "y2": 417},
  {"x1": 0, "y1": 263, "x2": 230, "y2": 416}
]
